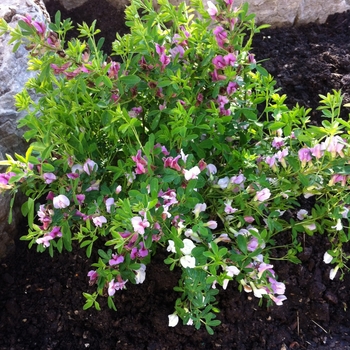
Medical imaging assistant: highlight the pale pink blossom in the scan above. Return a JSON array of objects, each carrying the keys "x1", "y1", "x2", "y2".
[
  {"x1": 193, "y1": 203, "x2": 207, "y2": 217},
  {"x1": 93, "y1": 215, "x2": 107, "y2": 227},
  {"x1": 43, "y1": 173, "x2": 57, "y2": 184},
  {"x1": 131, "y1": 216, "x2": 150, "y2": 235},
  {"x1": 53, "y1": 194, "x2": 70, "y2": 209},
  {"x1": 254, "y1": 188, "x2": 271, "y2": 202},
  {"x1": 83, "y1": 159, "x2": 98, "y2": 175}
]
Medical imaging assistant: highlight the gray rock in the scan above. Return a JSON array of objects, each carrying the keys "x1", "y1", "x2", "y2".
[
  {"x1": 45, "y1": 0, "x2": 350, "y2": 26},
  {"x1": 0, "y1": 0, "x2": 49, "y2": 259}
]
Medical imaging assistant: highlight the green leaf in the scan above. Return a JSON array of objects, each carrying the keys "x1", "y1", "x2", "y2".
[{"x1": 120, "y1": 75, "x2": 141, "y2": 86}]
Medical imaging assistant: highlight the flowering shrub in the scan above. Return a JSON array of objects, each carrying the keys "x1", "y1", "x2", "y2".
[{"x1": 1, "y1": 0, "x2": 350, "y2": 334}]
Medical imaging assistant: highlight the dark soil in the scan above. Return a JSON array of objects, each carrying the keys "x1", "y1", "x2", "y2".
[{"x1": 1, "y1": 3, "x2": 350, "y2": 350}]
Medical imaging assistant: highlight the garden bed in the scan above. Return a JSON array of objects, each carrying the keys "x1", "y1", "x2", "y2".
[{"x1": 1, "y1": 4, "x2": 350, "y2": 350}]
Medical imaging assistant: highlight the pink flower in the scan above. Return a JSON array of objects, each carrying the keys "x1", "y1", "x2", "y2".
[
  {"x1": 49, "y1": 226, "x2": 62, "y2": 238},
  {"x1": 0, "y1": 172, "x2": 16, "y2": 186},
  {"x1": 254, "y1": 188, "x2": 271, "y2": 202},
  {"x1": 109, "y1": 253, "x2": 124, "y2": 266},
  {"x1": 207, "y1": 1, "x2": 218, "y2": 18},
  {"x1": 223, "y1": 53, "x2": 236, "y2": 66},
  {"x1": 76, "y1": 194, "x2": 85, "y2": 204},
  {"x1": 50, "y1": 62, "x2": 71, "y2": 74},
  {"x1": 87, "y1": 270, "x2": 98, "y2": 284},
  {"x1": 310, "y1": 144, "x2": 324, "y2": 159},
  {"x1": 83, "y1": 159, "x2": 98, "y2": 175},
  {"x1": 296, "y1": 209, "x2": 308, "y2": 220},
  {"x1": 131, "y1": 150, "x2": 148, "y2": 174},
  {"x1": 227, "y1": 81, "x2": 238, "y2": 95},
  {"x1": 108, "y1": 61, "x2": 120, "y2": 79},
  {"x1": 323, "y1": 136, "x2": 345, "y2": 158},
  {"x1": 213, "y1": 26, "x2": 227, "y2": 48},
  {"x1": 206, "y1": 220, "x2": 218, "y2": 230},
  {"x1": 244, "y1": 216, "x2": 255, "y2": 223},
  {"x1": 131, "y1": 216, "x2": 150, "y2": 235},
  {"x1": 36, "y1": 235, "x2": 53, "y2": 248},
  {"x1": 53, "y1": 195, "x2": 70, "y2": 209},
  {"x1": 212, "y1": 55, "x2": 226, "y2": 69},
  {"x1": 43, "y1": 172, "x2": 57, "y2": 184},
  {"x1": 272, "y1": 137, "x2": 284, "y2": 149},
  {"x1": 163, "y1": 155, "x2": 182, "y2": 171},
  {"x1": 224, "y1": 200, "x2": 237, "y2": 214},
  {"x1": 329, "y1": 174, "x2": 347, "y2": 186},
  {"x1": 92, "y1": 216, "x2": 107, "y2": 227},
  {"x1": 183, "y1": 166, "x2": 201, "y2": 180}
]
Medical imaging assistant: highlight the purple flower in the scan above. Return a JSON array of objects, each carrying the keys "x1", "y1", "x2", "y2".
[
  {"x1": 213, "y1": 26, "x2": 227, "y2": 48},
  {"x1": 223, "y1": 53, "x2": 236, "y2": 66},
  {"x1": 49, "y1": 226, "x2": 62, "y2": 238},
  {"x1": 212, "y1": 55, "x2": 226, "y2": 69},
  {"x1": 298, "y1": 148, "x2": 312, "y2": 166},
  {"x1": 105, "y1": 197, "x2": 115, "y2": 213},
  {"x1": 227, "y1": 81, "x2": 238, "y2": 95},
  {"x1": 109, "y1": 253, "x2": 124, "y2": 266},
  {"x1": 43, "y1": 172, "x2": 57, "y2": 184}
]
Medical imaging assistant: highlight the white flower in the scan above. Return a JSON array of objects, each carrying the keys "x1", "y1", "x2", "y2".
[
  {"x1": 250, "y1": 282, "x2": 267, "y2": 298},
  {"x1": 180, "y1": 255, "x2": 196, "y2": 268},
  {"x1": 167, "y1": 240, "x2": 176, "y2": 253},
  {"x1": 184, "y1": 229, "x2": 201, "y2": 243},
  {"x1": 53, "y1": 194, "x2": 70, "y2": 209},
  {"x1": 135, "y1": 264, "x2": 146, "y2": 284},
  {"x1": 332, "y1": 219, "x2": 343, "y2": 231},
  {"x1": 329, "y1": 265, "x2": 339, "y2": 280},
  {"x1": 222, "y1": 265, "x2": 240, "y2": 290},
  {"x1": 168, "y1": 314, "x2": 179, "y2": 327},
  {"x1": 184, "y1": 166, "x2": 201, "y2": 180},
  {"x1": 180, "y1": 238, "x2": 196, "y2": 255},
  {"x1": 323, "y1": 251, "x2": 333, "y2": 264}
]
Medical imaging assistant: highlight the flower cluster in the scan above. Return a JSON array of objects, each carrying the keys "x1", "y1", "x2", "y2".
[{"x1": 1, "y1": 0, "x2": 350, "y2": 334}]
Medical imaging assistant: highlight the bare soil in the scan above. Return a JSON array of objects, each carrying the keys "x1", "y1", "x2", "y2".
[{"x1": 1, "y1": 2, "x2": 350, "y2": 349}]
